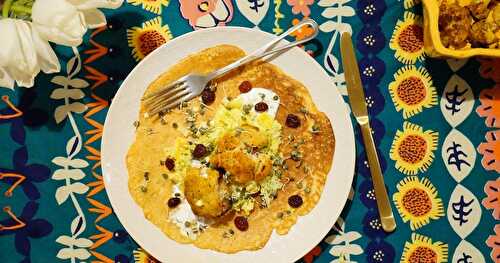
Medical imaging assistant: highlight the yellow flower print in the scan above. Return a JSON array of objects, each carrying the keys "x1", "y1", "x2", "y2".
[
  {"x1": 401, "y1": 233, "x2": 448, "y2": 263},
  {"x1": 390, "y1": 122, "x2": 438, "y2": 175},
  {"x1": 393, "y1": 176, "x2": 444, "y2": 230},
  {"x1": 127, "y1": 17, "x2": 173, "y2": 61},
  {"x1": 127, "y1": 0, "x2": 169, "y2": 14},
  {"x1": 390, "y1": 12, "x2": 425, "y2": 64},
  {"x1": 404, "y1": 0, "x2": 420, "y2": 9},
  {"x1": 133, "y1": 248, "x2": 160, "y2": 263},
  {"x1": 389, "y1": 66, "x2": 437, "y2": 119}
]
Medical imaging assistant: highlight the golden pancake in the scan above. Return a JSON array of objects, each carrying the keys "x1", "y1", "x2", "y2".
[{"x1": 126, "y1": 45, "x2": 335, "y2": 253}]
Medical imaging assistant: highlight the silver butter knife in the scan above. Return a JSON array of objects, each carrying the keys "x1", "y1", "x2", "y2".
[{"x1": 340, "y1": 32, "x2": 397, "y2": 232}]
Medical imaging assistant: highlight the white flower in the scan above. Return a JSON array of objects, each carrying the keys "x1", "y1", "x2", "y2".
[
  {"x1": 0, "y1": 18, "x2": 59, "y2": 89},
  {"x1": 0, "y1": 0, "x2": 123, "y2": 89},
  {"x1": 32, "y1": 0, "x2": 123, "y2": 46}
]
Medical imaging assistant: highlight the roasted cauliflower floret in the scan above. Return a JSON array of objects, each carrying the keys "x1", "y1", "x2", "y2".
[
  {"x1": 211, "y1": 150, "x2": 255, "y2": 184},
  {"x1": 240, "y1": 125, "x2": 268, "y2": 149},
  {"x1": 184, "y1": 167, "x2": 230, "y2": 218}
]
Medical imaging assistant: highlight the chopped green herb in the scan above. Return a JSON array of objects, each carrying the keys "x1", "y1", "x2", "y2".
[
  {"x1": 199, "y1": 126, "x2": 208, "y2": 135},
  {"x1": 160, "y1": 118, "x2": 166, "y2": 125},
  {"x1": 291, "y1": 150, "x2": 303, "y2": 161},
  {"x1": 242, "y1": 104, "x2": 252, "y2": 114},
  {"x1": 175, "y1": 192, "x2": 181, "y2": 197},
  {"x1": 300, "y1": 107, "x2": 308, "y2": 114},
  {"x1": 303, "y1": 166, "x2": 310, "y2": 174},
  {"x1": 184, "y1": 221, "x2": 191, "y2": 227},
  {"x1": 160, "y1": 160, "x2": 165, "y2": 165},
  {"x1": 229, "y1": 229, "x2": 234, "y2": 235},
  {"x1": 259, "y1": 93, "x2": 265, "y2": 99},
  {"x1": 296, "y1": 181, "x2": 303, "y2": 189},
  {"x1": 273, "y1": 95, "x2": 279, "y2": 101},
  {"x1": 172, "y1": 122, "x2": 178, "y2": 129},
  {"x1": 140, "y1": 186, "x2": 147, "y2": 193},
  {"x1": 133, "y1": 120, "x2": 140, "y2": 129},
  {"x1": 144, "y1": 172, "x2": 150, "y2": 181},
  {"x1": 277, "y1": 212, "x2": 284, "y2": 219},
  {"x1": 181, "y1": 101, "x2": 188, "y2": 108},
  {"x1": 161, "y1": 174, "x2": 168, "y2": 180},
  {"x1": 311, "y1": 124, "x2": 320, "y2": 133},
  {"x1": 304, "y1": 187, "x2": 311, "y2": 194}
]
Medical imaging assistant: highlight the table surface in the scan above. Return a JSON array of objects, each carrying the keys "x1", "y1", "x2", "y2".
[{"x1": 1, "y1": 1, "x2": 499, "y2": 262}]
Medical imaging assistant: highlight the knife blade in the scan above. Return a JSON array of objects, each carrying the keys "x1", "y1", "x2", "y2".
[{"x1": 340, "y1": 32, "x2": 397, "y2": 232}]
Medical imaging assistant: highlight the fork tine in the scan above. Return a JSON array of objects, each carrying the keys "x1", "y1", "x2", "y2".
[
  {"x1": 158, "y1": 94, "x2": 192, "y2": 113},
  {"x1": 147, "y1": 90, "x2": 191, "y2": 115},
  {"x1": 142, "y1": 80, "x2": 182, "y2": 101},
  {"x1": 145, "y1": 83, "x2": 187, "y2": 109}
]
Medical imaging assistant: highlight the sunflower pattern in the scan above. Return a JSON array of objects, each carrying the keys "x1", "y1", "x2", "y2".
[
  {"x1": 401, "y1": 233, "x2": 448, "y2": 263},
  {"x1": 127, "y1": 0, "x2": 170, "y2": 14},
  {"x1": 393, "y1": 176, "x2": 444, "y2": 230},
  {"x1": 133, "y1": 248, "x2": 160, "y2": 263},
  {"x1": 389, "y1": 66, "x2": 437, "y2": 119},
  {"x1": 127, "y1": 17, "x2": 173, "y2": 61},
  {"x1": 390, "y1": 122, "x2": 438, "y2": 175},
  {"x1": 389, "y1": 12, "x2": 425, "y2": 64}
]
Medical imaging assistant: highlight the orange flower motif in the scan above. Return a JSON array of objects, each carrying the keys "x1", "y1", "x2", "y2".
[
  {"x1": 483, "y1": 178, "x2": 500, "y2": 220},
  {"x1": 290, "y1": 18, "x2": 315, "y2": 41},
  {"x1": 303, "y1": 245, "x2": 322, "y2": 263},
  {"x1": 478, "y1": 58, "x2": 500, "y2": 83},
  {"x1": 478, "y1": 130, "x2": 500, "y2": 173},
  {"x1": 477, "y1": 84, "x2": 500, "y2": 128},
  {"x1": 486, "y1": 225, "x2": 500, "y2": 262},
  {"x1": 287, "y1": 0, "x2": 314, "y2": 17}
]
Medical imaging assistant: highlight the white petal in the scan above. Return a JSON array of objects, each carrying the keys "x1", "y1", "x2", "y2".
[
  {"x1": 0, "y1": 19, "x2": 39, "y2": 88},
  {"x1": 81, "y1": 9, "x2": 106, "y2": 29},
  {"x1": 0, "y1": 67, "x2": 14, "y2": 90},
  {"x1": 212, "y1": 0, "x2": 230, "y2": 22},
  {"x1": 196, "y1": 14, "x2": 217, "y2": 28},
  {"x1": 32, "y1": 0, "x2": 87, "y2": 46},
  {"x1": 32, "y1": 29, "x2": 60, "y2": 73},
  {"x1": 66, "y1": 0, "x2": 123, "y2": 9}
]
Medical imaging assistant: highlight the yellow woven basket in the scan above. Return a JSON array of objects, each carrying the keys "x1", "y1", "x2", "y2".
[{"x1": 423, "y1": 0, "x2": 500, "y2": 58}]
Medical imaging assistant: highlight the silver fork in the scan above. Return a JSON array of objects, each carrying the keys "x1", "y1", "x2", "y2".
[{"x1": 143, "y1": 18, "x2": 319, "y2": 116}]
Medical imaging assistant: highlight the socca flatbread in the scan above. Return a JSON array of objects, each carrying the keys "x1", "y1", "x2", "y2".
[{"x1": 127, "y1": 45, "x2": 335, "y2": 253}]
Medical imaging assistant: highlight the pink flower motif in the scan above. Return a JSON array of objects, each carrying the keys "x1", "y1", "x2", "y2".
[
  {"x1": 179, "y1": 0, "x2": 233, "y2": 29},
  {"x1": 478, "y1": 130, "x2": 500, "y2": 173},
  {"x1": 478, "y1": 58, "x2": 500, "y2": 83},
  {"x1": 477, "y1": 84, "x2": 500, "y2": 128},
  {"x1": 483, "y1": 178, "x2": 500, "y2": 219},
  {"x1": 287, "y1": 0, "x2": 314, "y2": 17},
  {"x1": 486, "y1": 225, "x2": 500, "y2": 262}
]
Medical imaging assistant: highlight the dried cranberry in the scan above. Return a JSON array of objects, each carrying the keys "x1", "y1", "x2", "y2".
[
  {"x1": 238, "y1": 81, "x2": 252, "y2": 93},
  {"x1": 285, "y1": 114, "x2": 301, "y2": 128},
  {"x1": 288, "y1": 195, "x2": 303, "y2": 208},
  {"x1": 234, "y1": 216, "x2": 249, "y2": 231},
  {"x1": 167, "y1": 197, "x2": 181, "y2": 208},
  {"x1": 255, "y1": 102, "x2": 269, "y2": 112},
  {"x1": 165, "y1": 158, "x2": 175, "y2": 171},
  {"x1": 193, "y1": 144, "x2": 207, "y2": 159},
  {"x1": 201, "y1": 88, "x2": 215, "y2": 105}
]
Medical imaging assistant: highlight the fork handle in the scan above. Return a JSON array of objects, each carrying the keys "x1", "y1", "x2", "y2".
[{"x1": 207, "y1": 18, "x2": 319, "y2": 80}]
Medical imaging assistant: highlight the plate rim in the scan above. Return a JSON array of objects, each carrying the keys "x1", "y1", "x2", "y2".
[{"x1": 101, "y1": 26, "x2": 355, "y2": 262}]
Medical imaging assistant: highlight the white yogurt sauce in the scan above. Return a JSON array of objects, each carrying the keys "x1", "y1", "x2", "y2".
[
  {"x1": 168, "y1": 185, "x2": 208, "y2": 239},
  {"x1": 238, "y1": 87, "x2": 280, "y2": 118}
]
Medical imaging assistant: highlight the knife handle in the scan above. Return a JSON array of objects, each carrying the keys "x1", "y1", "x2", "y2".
[{"x1": 359, "y1": 121, "x2": 396, "y2": 232}]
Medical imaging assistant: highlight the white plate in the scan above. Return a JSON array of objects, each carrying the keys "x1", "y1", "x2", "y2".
[{"x1": 102, "y1": 27, "x2": 355, "y2": 263}]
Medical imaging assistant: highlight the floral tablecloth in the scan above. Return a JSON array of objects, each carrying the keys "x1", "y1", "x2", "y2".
[{"x1": 1, "y1": 0, "x2": 500, "y2": 262}]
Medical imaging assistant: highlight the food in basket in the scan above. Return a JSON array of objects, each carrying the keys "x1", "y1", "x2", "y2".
[{"x1": 439, "y1": 0, "x2": 500, "y2": 49}]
